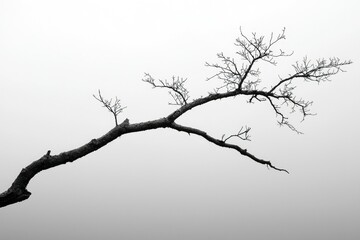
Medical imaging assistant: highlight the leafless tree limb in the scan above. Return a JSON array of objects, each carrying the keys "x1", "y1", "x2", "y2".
[
  {"x1": 169, "y1": 122, "x2": 287, "y2": 173},
  {"x1": 206, "y1": 27, "x2": 292, "y2": 93},
  {"x1": 0, "y1": 27, "x2": 351, "y2": 208},
  {"x1": 206, "y1": 28, "x2": 352, "y2": 132},
  {"x1": 143, "y1": 73, "x2": 190, "y2": 105},
  {"x1": 221, "y1": 126, "x2": 251, "y2": 142},
  {"x1": 93, "y1": 90, "x2": 126, "y2": 126}
]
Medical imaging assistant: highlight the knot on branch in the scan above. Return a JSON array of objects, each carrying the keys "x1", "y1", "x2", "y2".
[
  {"x1": 121, "y1": 118, "x2": 130, "y2": 126},
  {"x1": 44, "y1": 150, "x2": 51, "y2": 159},
  {"x1": 90, "y1": 139, "x2": 98, "y2": 146}
]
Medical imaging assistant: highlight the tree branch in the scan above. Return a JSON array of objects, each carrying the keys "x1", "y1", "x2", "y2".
[
  {"x1": 169, "y1": 122, "x2": 288, "y2": 173},
  {"x1": 93, "y1": 90, "x2": 126, "y2": 126},
  {"x1": 0, "y1": 119, "x2": 131, "y2": 208},
  {"x1": 0, "y1": 27, "x2": 351, "y2": 208},
  {"x1": 143, "y1": 73, "x2": 190, "y2": 105},
  {"x1": 269, "y1": 57, "x2": 352, "y2": 93},
  {"x1": 222, "y1": 126, "x2": 251, "y2": 142}
]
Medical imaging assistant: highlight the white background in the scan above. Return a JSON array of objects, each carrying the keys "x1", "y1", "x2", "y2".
[{"x1": 0, "y1": 0, "x2": 359, "y2": 239}]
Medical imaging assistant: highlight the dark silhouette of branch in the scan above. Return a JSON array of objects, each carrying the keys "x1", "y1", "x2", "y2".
[
  {"x1": 168, "y1": 123, "x2": 287, "y2": 172},
  {"x1": 0, "y1": 28, "x2": 351, "y2": 208}
]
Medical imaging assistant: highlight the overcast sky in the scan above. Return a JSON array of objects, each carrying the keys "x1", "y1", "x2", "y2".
[{"x1": 0, "y1": 0, "x2": 359, "y2": 239}]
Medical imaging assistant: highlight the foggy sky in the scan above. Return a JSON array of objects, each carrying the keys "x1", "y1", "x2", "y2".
[{"x1": 0, "y1": 0, "x2": 359, "y2": 239}]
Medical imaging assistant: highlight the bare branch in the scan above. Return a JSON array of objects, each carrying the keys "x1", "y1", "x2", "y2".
[
  {"x1": 270, "y1": 57, "x2": 352, "y2": 93},
  {"x1": 169, "y1": 122, "x2": 288, "y2": 173},
  {"x1": 222, "y1": 126, "x2": 251, "y2": 142},
  {"x1": 93, "y1": 90, "x2": 126, "y2": 126},
  {"x1": 206, "y1": 28, "x2": 292, "y2": 93},
  {"x1": 206, "y1": 28, "x2": 351, "y2": 133},
  {"x1": 143, "y1": 73, "x2": 190, "y2": 105},
  {"x1": 0, "y1": 27, "x2": 352, "y2": 208}
]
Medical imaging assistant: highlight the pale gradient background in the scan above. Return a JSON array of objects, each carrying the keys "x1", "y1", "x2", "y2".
[{"x1": 0, "y1": 0, "x2": 359, "y2": 239}]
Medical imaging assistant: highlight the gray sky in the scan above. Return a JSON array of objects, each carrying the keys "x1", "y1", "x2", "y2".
[{"x1": 0, "y1": 0, "x2": 359, "y2": 239}]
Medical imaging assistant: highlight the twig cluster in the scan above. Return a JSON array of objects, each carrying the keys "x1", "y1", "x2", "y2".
[
  {"x1": 93, "y1": 90, "x2": 126, "y2": 126},
  {"x1": 221, "y1": 126, "x2": 251, "y2": 142},
  {"x1": 206, "y1": 28, "x2": 291, "y2": 92},
  {"x1": 142, "y1": 73, "x2": 190, "y2": 105},
  {"x1": 205, "y1": 28, "x2": 352, "y2": 133}
]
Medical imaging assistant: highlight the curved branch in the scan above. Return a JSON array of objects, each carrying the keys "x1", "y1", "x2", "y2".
[
  {"x1": 166, "y1": 88, "x2": 242, "y2": 122},
  {"x1": 0, "y1": 89, "x2": 290, "y2": 208},
  {"x1": 0, "y1": 86, "x2": 267, "y2": 208},
  {"x1": 169, "y1": 122, "x2": 289, "y2": 173},
  {"x1": 1, "y1": 27, "x2": 351, "y2": 208},
  {"x1": 0, "y1": 118, "x2": 167, "y2": 208}
]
